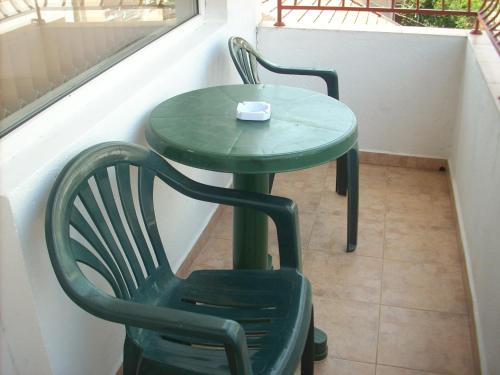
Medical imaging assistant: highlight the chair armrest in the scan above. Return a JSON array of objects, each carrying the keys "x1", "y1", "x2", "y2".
[
  {"x1": 153, "y1": 154, "x2": 302, "y2": 270},
  {"x1": 66, "y1": 278, "x2": 253, "y2": 375},
  {"x1": 256, "y1": 56, "x2": 339, "y2": 100}
]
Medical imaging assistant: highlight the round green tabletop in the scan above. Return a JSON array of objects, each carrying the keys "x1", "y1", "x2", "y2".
[
  {"x1": 147, "y1": 84, "x2": 357, "y2": 175},
  {"x1": 146, "y1": 84, "x2": 358, "y2": 270}
]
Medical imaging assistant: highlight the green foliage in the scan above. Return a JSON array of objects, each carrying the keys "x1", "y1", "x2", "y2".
[{"x1": 395, "y1": 0, "x2": 482, "y2": 28}]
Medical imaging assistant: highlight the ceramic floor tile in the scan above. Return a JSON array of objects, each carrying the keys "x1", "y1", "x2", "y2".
[
  {"x1": 317, "y1": 189, "x2": 349, "y2": 215},
  {"x1": 358, "y1": 164, "x2": 391, "y2": 179},
  {"x1": 273, "y1": 183, "x2": 323, "y2": 213},
  {"x1": 382, "y1": 259, "x2": 467, "y2": 314},
  {"x1": 318, "y1": 190, "x2": 386, "y2": 217},
  {"x1": 376, "y1": 365, "x2": 445, "y2": 375},
  {"x1": 309, "y1": 211, "x2": 384, "y2": 258},
  {"x1": 315, "y1": 357, "x2": 376, "y2": 375},
  {"x1": 211, "y1": 206, "x2": 233, "y2": 239},
  {"x1": 324, "y1": 163, "x2": 389, "y2": 193},
  {"x1": 269, "y1": 210, "x2": 316, "y2": 250},
  {"x1": 386, "y1": 192, "x2": 453, "y2": 216},
  {"x1": 276, "y1": 164, "x2": 329, "y2": 188},
  {"x1": 386, "y1": 192, "x2": 454, "y2": 227},
  {"x1": 385, "y1": 205, "x2": 455, "y2": 228},
  {"x1": 189, "y1": 237, "x2": 233, "y2": 271},
  {"x1": 378, "y1": 306, "x2": 473, "y2": 375},
  {"x1": 385, "y1": 192, "x2": 453, "y2": 232},
  {"x1": 303, "y1": 249, "x2": 382, "y2": 303},
  {"x1": 360, "y1": 185, "x2": 388, "y2": 207},
  {"x1": 384, "y1": 221, "x2": 461, "y2": 265},
  {"x1": 386, "y1": 168, "x2": 449, "y2": 195},
  {"x1": 314, "y1": 296, "x2": 380, "y2": 363}
]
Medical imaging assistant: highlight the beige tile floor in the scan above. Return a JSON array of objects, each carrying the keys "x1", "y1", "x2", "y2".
[{"x1": 181, "y1": 162, "x2": 476, "y2": 375}]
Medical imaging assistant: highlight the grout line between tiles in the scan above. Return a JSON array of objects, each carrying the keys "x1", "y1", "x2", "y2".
[
  {"x1": 306, "y1": 246, "x2": 383, "y2": 259},
  {"x1": 325, "y1": 355, "x2": 453, "y2": 375},
  {"x1": 374, "y1": 362, "x2": 454, "y2": 375},
  {"x1": 307, "y1": 293, "x2": 469, "y2": 317},
  {"x1": 379, "y1": 303, "x2": 469, "y2": 316},
  {"x1": 329, "y1": 356, "x2": 376, "y2": 365},
  {"x1": 381, "y1": 255, "x2": 463, "y2": 266}
]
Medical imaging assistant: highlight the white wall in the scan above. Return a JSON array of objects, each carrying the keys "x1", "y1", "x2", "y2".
[
  {"x1": 1, "y1": 331, "x2": 18, "y2": 375},
  {"x1": 258, "y1": 25, "x2": 500, "y2": 373},
  {"x1": 0, "y1": 1, "x2": 259, "y2": 374},
  {"x1": 450, "y1": 38, "x2": 500, "y2": 375},
  {"x1": 0, "y1": 197, "x2": 52, "y2": 375},
  {"x1": 257, "y1": 25, "x2": 467, "y2": 158}
]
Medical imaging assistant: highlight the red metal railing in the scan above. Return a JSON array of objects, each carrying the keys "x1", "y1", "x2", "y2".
[
  {"x1": 274, "y1": 0, "x2": 477, "y2": 26},
  {"x1": 274, "y1": 0, "x2": 499, "y2": 54},
  {"x1": 474, "y1": 0, "x2": 499, "y2": 53}
]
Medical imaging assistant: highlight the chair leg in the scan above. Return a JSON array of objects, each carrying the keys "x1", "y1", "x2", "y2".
[
  {"x1": 335, "y1": 154, "x2": 348, "y2": 196},
  {"x1": 269, "y1": 173, "x2": 275, "y2": 193},
  {"x1": 301, "y1": 306, "x2": 315, "y2": 375},
  {"x1": 123, "y1": 336, "x2": 142, "y2": 375},
  {"x1": 346, "y1": 147, "x2": 359, "y2": 252}
]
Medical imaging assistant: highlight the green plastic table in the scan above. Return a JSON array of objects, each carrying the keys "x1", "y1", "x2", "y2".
[
  {"x1": 147, "y1": 84, "x2": 358, "y2": 361},
  {"x1": 147, "y1": 84, "x2": 358, "y2": 270}
]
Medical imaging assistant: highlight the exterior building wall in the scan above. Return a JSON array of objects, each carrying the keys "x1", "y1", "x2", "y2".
[
  {"x1": 0, "y1": 1, "x2": 259, "y2": 374},
  {"x1": 450, "y1": 38, "x2": 500, "y2": 375}
]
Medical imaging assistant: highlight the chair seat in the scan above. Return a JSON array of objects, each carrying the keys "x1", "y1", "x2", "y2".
[{"x1": 127, "y1": 268, "x2": 311, "y2": 375}]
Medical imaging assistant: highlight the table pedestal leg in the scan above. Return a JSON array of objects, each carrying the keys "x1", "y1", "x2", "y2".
[
  {"x1": 233, "y1": 173, "x2": 328, "y2": 361},
  {"x1": 232, "y1": 173, "x2": 269, "y2": 270}
]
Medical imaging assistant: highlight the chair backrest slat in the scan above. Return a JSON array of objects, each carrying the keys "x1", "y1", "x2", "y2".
[
  {"x1": 229, "y1": 37, "x2": 261, "y2": 85},
  {"x1": 115, "y1": 164, "x2": 157, "y2": 275},
  {"x1": 248, "y1": 52, "x2": 260, "y2": 84},
  {"x1": 138, "y1": 166, "x2": 169, "y2": 268},
  {"x1": 70, "y1": 209, "x2": 130, "y2": 298},
  {"x1": 47, "y1": 143, "x2": 181, "y2": 307},
  {"x1": 94, "y1": 168, "x2": 146, "y2": 286},
  {"x1": 78, "y1": 180, "x2": 139, "y2": 294},
  {"x1": 70, "y1": 239, "x2": 122, "y2": 297},
  {"x1": 237, "y1": 49, "x2": 254, "y2": 84}
]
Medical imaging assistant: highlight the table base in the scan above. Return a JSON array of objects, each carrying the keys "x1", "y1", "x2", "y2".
[
  {"x1": 314, "y1": 328, "x2": 328, "y2": 361},
  {"x1": 232, "y1": 173, "x2": 330, "y2": 361},
  {"x1": 232, "y1": 173, "x2": 269, "y2": 270}
]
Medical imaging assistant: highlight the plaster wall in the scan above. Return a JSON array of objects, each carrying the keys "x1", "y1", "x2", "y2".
[
  {"x1": 257, "y1": 26, "x2": 467, "y2": 158},
  {"x1": 450, "y1": 39, "x2": 500, "y2": 375},
  {"x1": 258, "y1": 25, "x2": 500, "y2": 373},
  {"x1": 0, "y1": 1, "x2": 259, "y2": 374},
  {"x1": 0, "y1": 331, "x2": 18, "y2": 375}
]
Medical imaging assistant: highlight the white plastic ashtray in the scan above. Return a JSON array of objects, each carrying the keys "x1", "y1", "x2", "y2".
[{"x1": 236, "y1": 101, "x2": 271, "y2": 121}]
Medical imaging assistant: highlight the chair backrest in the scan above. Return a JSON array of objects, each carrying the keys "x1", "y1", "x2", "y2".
[
  {"x1": 45, "y1": 142, "x2": 175, "y2": 307},
  {"x1": 228, "y1": 36, "x2": 261, "y2": 84}
]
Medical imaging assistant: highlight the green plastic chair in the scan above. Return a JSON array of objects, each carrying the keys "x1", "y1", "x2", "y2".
[
  {"x1": 45, "y1": 142, "x2": 314, "y2": 375},
  {"x1": 228, "y1": 36, "x2": 358, "y2": 252}
]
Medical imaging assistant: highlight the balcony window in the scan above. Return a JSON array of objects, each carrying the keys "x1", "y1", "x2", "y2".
[{"x1": 0, "y1": 0, "x2": 198, "y2": 137}]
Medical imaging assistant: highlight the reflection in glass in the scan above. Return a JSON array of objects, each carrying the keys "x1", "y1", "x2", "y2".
[{"x1": 0, "y1": 0, "x2": 198, "y2": 136}]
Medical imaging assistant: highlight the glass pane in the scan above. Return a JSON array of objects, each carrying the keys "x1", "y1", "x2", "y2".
[{"x1": 0, "y1": 0, "x2": 198, "y2": 137}]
